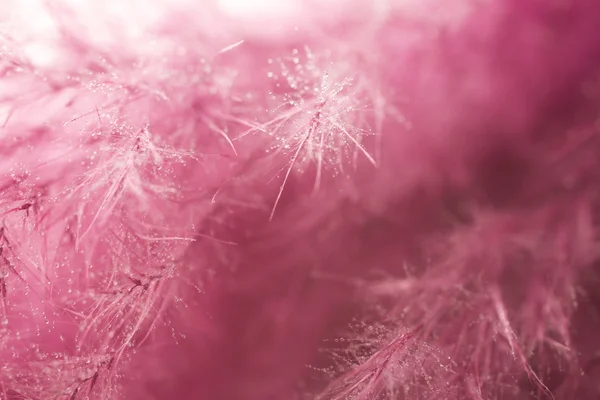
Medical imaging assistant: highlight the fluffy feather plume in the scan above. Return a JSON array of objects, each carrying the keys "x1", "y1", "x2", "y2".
[{"x1": 1, "y1": 0, "x2": 600, "y2": 399}]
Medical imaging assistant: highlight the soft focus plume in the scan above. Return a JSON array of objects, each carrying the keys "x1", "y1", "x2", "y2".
[{"x1": 1, "y1": 0, "x2": 600, "y2": 399}]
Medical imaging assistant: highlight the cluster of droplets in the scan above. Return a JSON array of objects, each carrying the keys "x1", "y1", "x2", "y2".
[
  {"x1": 316, "y1": 321, "x2": 455, "y2": 400},
  {"x1": 265, "y1": 46, "x2": 377, "y2": 179},
  {"x1": 260, "y1": 47, "x2": 381, "y2": 219}
]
